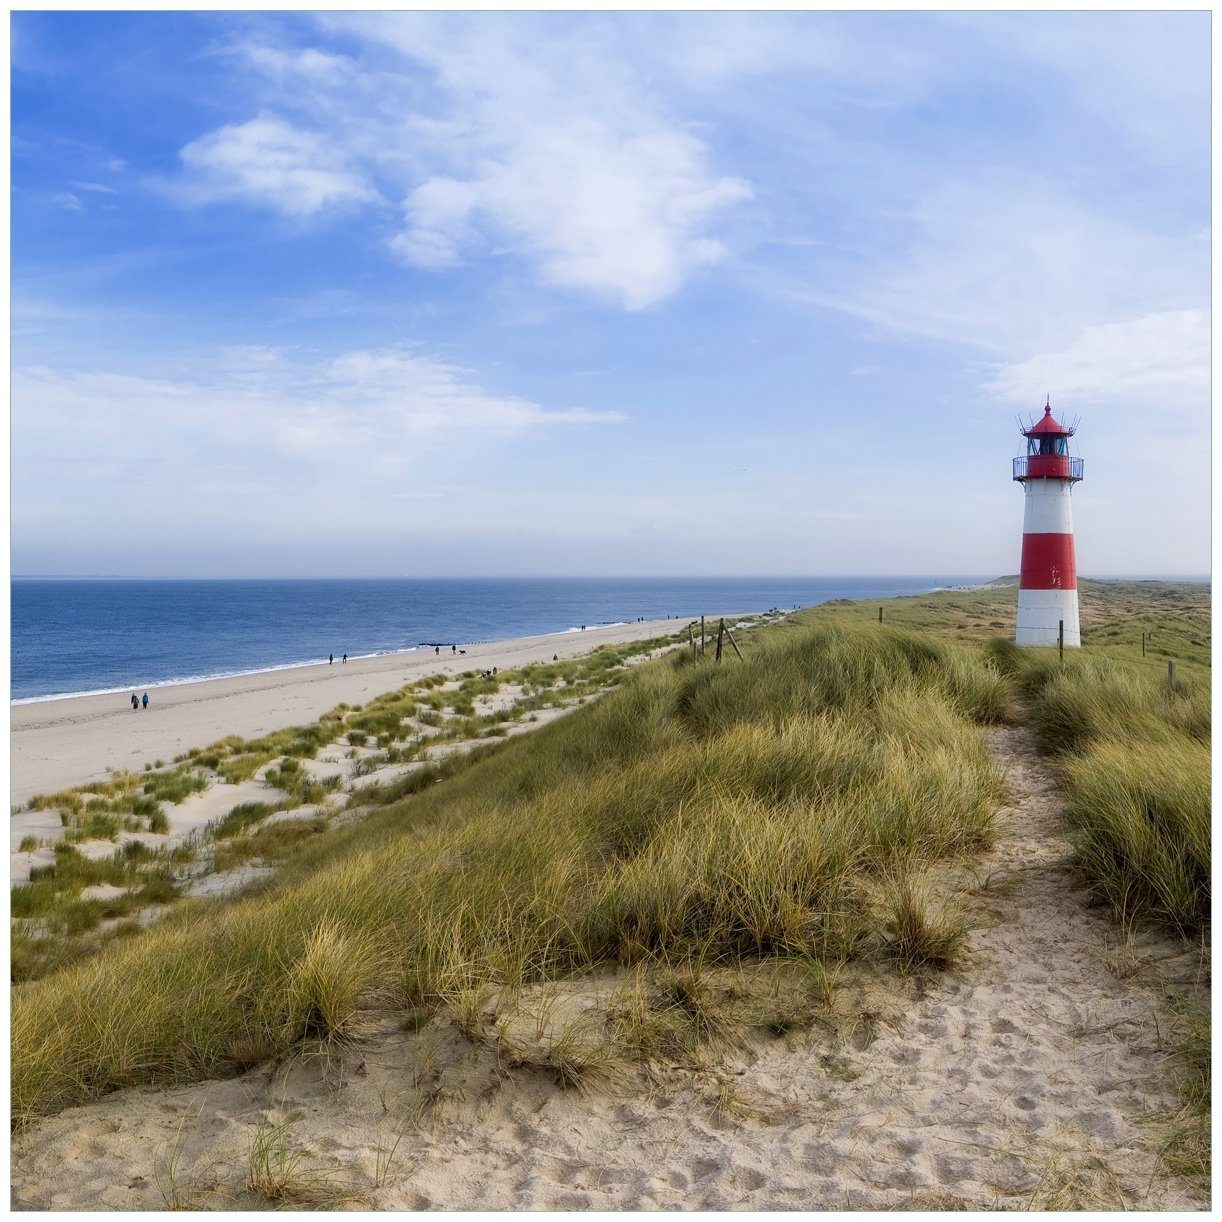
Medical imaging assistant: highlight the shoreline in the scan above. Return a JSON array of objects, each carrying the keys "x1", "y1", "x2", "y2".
[
  {"x1": 10, "y1": 620, "x2": 645, "y2": 707},
  {"x1": 9, "y1": 614, "x2": 744, "y2": 808}
]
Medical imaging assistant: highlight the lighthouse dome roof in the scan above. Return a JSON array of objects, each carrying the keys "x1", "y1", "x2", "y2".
[{"x1": 1024, "y1": 403, "x2": 1073, "y2": 437}]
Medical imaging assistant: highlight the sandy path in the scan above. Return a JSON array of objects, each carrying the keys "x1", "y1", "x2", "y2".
[
  {"x1": 9, "y1": 617, "x2": 687, "y2": 808},
  {"x1": 10, "y1": 725, "x2": 1207, "y2": 1210}
]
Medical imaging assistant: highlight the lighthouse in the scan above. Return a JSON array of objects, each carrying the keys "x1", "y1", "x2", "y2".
[{"x1": 1013, "y1": 401, "x2": 1083, "y2": 647}]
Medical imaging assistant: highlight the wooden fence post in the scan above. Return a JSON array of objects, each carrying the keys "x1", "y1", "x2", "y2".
[
  {"x1": 701, "y1": 615, "x2": 705, "y2": 656},
  {"x1": 1141, "y1": 631, "x2": 1146, "y2": 657},
  {"x1": 1168, "y1": 660, "x2": 1177, "y2": 689},
  {"x1": 716, "y1": 619, "x2": 725, "y2": 662},
  {"x1": 878, "y1": 607, "x2": 883, "y2": 624},
  {"x1": 724, "y1": 626, "x2": 744, "y2": 659},
  {"x1": 1058, "y1": 619, "x2": 1064, "y2": 663}
]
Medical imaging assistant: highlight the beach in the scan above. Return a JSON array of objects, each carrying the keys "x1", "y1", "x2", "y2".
[{"x1": 10, "y1": 616, "x2": 686, "y2": 808}]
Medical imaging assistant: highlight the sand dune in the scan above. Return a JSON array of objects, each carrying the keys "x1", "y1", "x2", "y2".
[{"x1": 10, "y1": 725, "x2": 1207, "y2": 1210}]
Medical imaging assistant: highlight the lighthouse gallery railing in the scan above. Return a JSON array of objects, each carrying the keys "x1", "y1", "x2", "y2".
[{"x1": 1012, "y1": 456, "x2": 1084, "y2": 481}]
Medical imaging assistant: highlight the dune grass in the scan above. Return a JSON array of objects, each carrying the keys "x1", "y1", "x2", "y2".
[
  {"x1": 792, "y1": 582, "x2": 1209, "y2": 938},
  {"x1": 983, "y1": 638, "x2": 1210, "y2": 937},
  {"x1": 791, "y1": 583, "x2": 1210, "y2": 1187},
  {"x1": 12, "y1": 622, "x2": 1003, "y2": 1124},
  {"x1": 10, "y1": 631, "x2": 687, "y2": 988}
]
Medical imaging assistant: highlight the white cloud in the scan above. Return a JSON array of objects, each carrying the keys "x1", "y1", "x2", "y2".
[
  {"x1": 986, "y1": 309, "x2": 1210, "y2": 411},
  {"x1": 394, "y1": 176, "x2": 479, "y2": 267},
  {"x1": 53, "y1": 191, "x2": 82, "y2": 212},
  {"x1": 12, "y1": 344, "x2": 627, "y2": 567},
  {"x1": 12, "y1": 345, "x2": 623, "y2": 490},
  {"x1": 177, "y1": 112, "x2": 381, "y2": 217},
  {"x1": 235, "y1": 42, "x2": 354, "y2": 85},
  {"x1": 223, "y1": 14, "x2": 756, "y2": 309},
  {"x1": 396, "y1": 122, "x2": 751, "y2": 309}
]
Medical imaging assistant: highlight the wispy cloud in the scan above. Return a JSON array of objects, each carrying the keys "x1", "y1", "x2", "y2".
[
  {"x1": 794, "y1": 181, "x2": 1207, "y2": 357},
  {"x1": 230, "y1": 41, "x2": 355, "y2": 85},
  {"x1": 986, "y1": 309, "x2": 1209, "y2": 413},
  {"x1": 15, "y1": 344, "x2": 622, "y2": 485},
  {"x1": 176, "y1": 14, "x2": 754, "y2": 309},
  {"x1": 175, "y1": 112, "x2": 383, "y2": 217}
]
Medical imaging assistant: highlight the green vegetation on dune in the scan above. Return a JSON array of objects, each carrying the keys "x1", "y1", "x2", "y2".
[
  {"x1": 10, "y1": 631, "x2": 687, "y2": 988},
  {"x1": 12, "y1": 622, "x2": 1004, "y2": 1123},
  {"x1": 799, "y1": 580, "x2": 1211, "y2": 935},
  {"x1": 808, "y1": 578, "x2": 1210, "y2": 673},
  {"x1": 987, "y1": 639, "x2": 1210, "y2": 936}
]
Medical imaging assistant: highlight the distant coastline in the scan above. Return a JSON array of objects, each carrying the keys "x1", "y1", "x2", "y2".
[{"x1": 11, "y1": 575, "x2": 987, "y2": 702}]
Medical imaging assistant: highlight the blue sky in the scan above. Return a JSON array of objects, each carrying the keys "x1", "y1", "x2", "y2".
[{"x1": 11, "y1": 11, "x2": 1210, "y2": 577}]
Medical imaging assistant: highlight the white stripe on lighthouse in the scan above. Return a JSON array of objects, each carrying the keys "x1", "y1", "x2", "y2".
[
  {"x1": 1016, "y1": 587, "x2": 1080, "y2": 647},
  {"x1": 1022, "y1": 479, "x2": 1075, "y2": 535}
]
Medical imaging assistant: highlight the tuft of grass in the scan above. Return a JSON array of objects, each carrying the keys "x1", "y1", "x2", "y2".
[
  {"x1": 213, "y1": 802, "x2": 282, "y2": 840},
  {"x1": 275, "y1": 921, "x2": 375, "y2": 1045},
  {"x1": 144, "y1": 771, "x2": 209, "y2": 805},
  {"x1": 246, "y1": 1117, "x2": 315, "y2": 1203},
  {"x1": 1158, "y1": 997, "x2": 1210, "y2": 1181},
  {"x1": 154, "y1": 1110, "x2": 202, "y2": 1210},
  {"x1": 494, "y1": 1012, "x2": 625, "y2": 1094},
  {"x1": 878, "y1": 871, "x2": 970, "y2": 973},
  {"x1": 1060, "y1": 740, "x2": 1208, "y2": 936}
]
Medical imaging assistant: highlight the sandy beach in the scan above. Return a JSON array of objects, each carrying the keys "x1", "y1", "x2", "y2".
[{"x1": 10, "y1": 616, "x2": 691, "y2": 808}]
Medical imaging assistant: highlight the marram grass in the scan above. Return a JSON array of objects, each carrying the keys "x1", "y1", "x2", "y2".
[
  {"x1": 996, "y1": 643, "x2": 1211, "y2": 935},
  {"x1": 13, "y1": 623, "x2": 1007, "y2": 1123}
]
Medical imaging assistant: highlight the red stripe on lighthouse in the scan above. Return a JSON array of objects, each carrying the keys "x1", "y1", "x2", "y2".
[{"x1": 1020, "y1": 533, "x2": 1077, "y2": 590}]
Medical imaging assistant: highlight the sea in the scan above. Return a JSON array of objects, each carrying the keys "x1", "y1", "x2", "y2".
[{"x1": 11, "y1": 576, "x2": 989, "y2": 703}]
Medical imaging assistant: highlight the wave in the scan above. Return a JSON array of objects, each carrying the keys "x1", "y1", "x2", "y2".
[
  {"x1": 10, "y1": 647, "x2": 428, "y2": 706},
  {"x1": 11, "y1": 619, "x2": 656, "y2": 704}
]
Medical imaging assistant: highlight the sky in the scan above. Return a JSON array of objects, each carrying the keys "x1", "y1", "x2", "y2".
[{"x1": 10, "y1": 11, "x2": 1211, "y2": 578}]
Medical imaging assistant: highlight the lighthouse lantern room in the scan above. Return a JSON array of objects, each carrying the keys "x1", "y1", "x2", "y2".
[{"x1": 1012, "y1": 402, "x2": 1083, "y2": 647}]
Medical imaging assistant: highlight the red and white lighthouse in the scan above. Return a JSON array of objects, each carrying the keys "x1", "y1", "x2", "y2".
[{"x1": 1013, "y1": 402, "x2": 1083, "y2": 647}]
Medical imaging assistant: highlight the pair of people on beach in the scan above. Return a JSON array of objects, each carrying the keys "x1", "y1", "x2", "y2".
[
  {"x1": 329, "y1": 653, "x2": 347, "y2": 664},
  {"x1": 130, "y1": 692, "x2": 148, "y2": 710}
]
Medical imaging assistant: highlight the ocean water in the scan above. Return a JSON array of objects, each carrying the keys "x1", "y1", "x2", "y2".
[{"x1": 11, "y1": 576, "x2": 986, "y2": 702}]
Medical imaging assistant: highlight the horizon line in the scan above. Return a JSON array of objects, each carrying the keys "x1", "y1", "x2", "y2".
[{"x1": 10, "y1": 573, "x2": 1209, "y2": 583}]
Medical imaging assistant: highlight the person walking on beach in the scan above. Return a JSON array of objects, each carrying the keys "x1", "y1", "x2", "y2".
[
  {"x1": 130, "y1": 693, "x2": 138, "y2": 711},
  {"x1": 142, "y1": 693, "x2": 149, "y2": 710},
  {"x1": 329, "y1": 653, "x2": 333, "y2": 665},
  {"x1": 342, "y1": 654, "x2": 347, "y2": 663}
]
